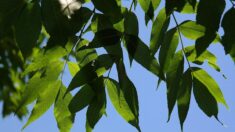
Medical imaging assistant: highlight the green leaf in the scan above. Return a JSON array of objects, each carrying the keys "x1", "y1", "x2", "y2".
[
  {"x1": 67, "y1": 61, "x2": 80, "y2": 77},
  {"x1": 41, "y1": 0, "x2": 92, "y2": 47},
  {"x1": 124, "y1": 35, "x2": 164, "y2": 80},
  {"x1": 124, "y1": 12, "x2": 139, "y2": 36},
  {"x1": 69, "y1": 84, "x2": 95, "y2": 113},
  {"x1": 116, "y1": 60, "x2": 140, "y2": 131},
  {"x1": 222, "y1": 8, "x2": 235, "y2": 62},
  {"x1": 23, "y1": 46, "x2": 67, "y2": 75},
  {"x1": 192, "y1": 68, "x2": 228, "y2": 108},
  {"x1": 177, "y1": 69, "x2": 192, "y2": 131},
  {"x1": 159, "y1": 28, "x2": 179, "y2": 72},
  {"x1": 105, "y1": 78, "x2": 139, "y2": 130},
  {"x1": 15, "y1": 2, "x2": 42, "y2": 58},
  {"x1": 193, "y1": 76, "x2": 218, "y2": 117},
  {"x1": 19, "y1": 61, "x2": 63, "y2": 108},
  {"x1": 138, "y1": 0, "x2": 151, "y2": 12},
  {"x1": 195, "y1": 0, "x2": 225, "y2": 56},
  {"x1": 67, "y1": 62, "x2": 98, "y2": 92},
  {"x1": 150, "y1": 8, "x2": 170, "y2": 56},
  {"x1": 86, "y1": 78, "x2": 106, "y2": 131},
  {"x1": 179, "y1": 21, "x2": 205, "y2": 40},
  {"x1": 184, "y1": 46, "x2": 221, "y2": 72},
  {"x1": 76, "y1": 49, "x2": 98, "y2": 67},
  {"x1": 180, "y1": 2, "x2": 197, "y2": 14},
  {"x1": 54, "y1": 84, "x2": 75, "y2": 132},
  {"x1": 151, "y1": 0, "x2": 161, "y2": 10},
  {"x1": 166, "y1": 52, "x2": 184, "y2": 121},
  {"x1": 23, "y1": 81, "x2": 61, "y2": 129}
]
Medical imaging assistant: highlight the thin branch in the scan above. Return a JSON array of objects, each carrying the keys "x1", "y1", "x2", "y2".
[{"x1": 172, "y1": 13, "x2": 193, "y2": 71}]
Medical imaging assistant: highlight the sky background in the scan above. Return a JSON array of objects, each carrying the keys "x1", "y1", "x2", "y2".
[{"x1": 1, "y1": 1, "x2": 235, "y2": 132}]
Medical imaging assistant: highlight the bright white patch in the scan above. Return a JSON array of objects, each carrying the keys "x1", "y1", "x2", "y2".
[{"x1": 59, "y1": 0, "x2": 82, "y2": 19}]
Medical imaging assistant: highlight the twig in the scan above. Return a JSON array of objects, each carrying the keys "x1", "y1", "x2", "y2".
[{"x1": 172, "y1": 13, "x2": 193, "y2": 71}]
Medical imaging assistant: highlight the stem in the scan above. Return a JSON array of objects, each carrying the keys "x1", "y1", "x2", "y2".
[{"x1": 172, "y1": 13, "x2": 193, "y2": 71}]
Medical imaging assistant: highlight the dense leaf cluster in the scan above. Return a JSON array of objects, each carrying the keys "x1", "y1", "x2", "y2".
[{"x1": 0, "y1": 0, "x2": 235, "y2": 131}]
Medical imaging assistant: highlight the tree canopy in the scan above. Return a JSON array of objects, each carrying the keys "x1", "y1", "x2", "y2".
[{"x1": 0, "y1": 0, "x2": 235, "y2": 131}]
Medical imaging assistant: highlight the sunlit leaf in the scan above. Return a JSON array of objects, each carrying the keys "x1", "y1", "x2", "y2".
[
  {"x1": 23, "y1": 81, "x2": 61, "y2": 129},
  {"x1": 54, "y1": 84, "x2": 75, "y2": 132},
  {"x1": 192, "y1": 68, "x2": 228, "y2": 108},
  {"x1": 150, "y1": 8, "x2": 170, "y2": 56},
  {"x1": 105, "y1": 78, "x2": 139, "y2": 130}
]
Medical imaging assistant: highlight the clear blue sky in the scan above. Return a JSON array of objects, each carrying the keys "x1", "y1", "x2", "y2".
[{"x1": 1, "y1": 1, "x2": 235, "y2": 132}]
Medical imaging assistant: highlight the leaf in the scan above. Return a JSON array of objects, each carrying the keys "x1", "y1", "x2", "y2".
[
  {"x1": 195, "y1": 0, "x2": 225, "y2": 56},
  {"x1": 180, "y1": 1, "x2": 197, "y2": 14},
  {"x1": 69, "y1": 84, "x2": 95, "y2": 113},
  {"x1": 124, "y1": 35, "x2": 164, "y2": 80},
  {"x1": 184, "y1": 46, "x2": 221, "y2": 72},
  {"x1": 41, "y1": 0, "x2": 92, "y2": 47},
  {"x1": 177, "y1": 69, "x2": 192, "y2": 131},
  {"x1": 151, "y1": 0, "x2": 161, "y2": 10},
  {"x1": 166, "y1": 52, "x2": 184, "y2": 121},
  {"x1": 67, "y1": 61, "x2": 80, "y2": 77},
  {"x1": 23, "y1": 46, "x2": 67, "y2": 75},
  {"x1": 76, "y1": 49, "x2": 98, "y2": 67},
  {"x1": 19, "y1": 61, "x2": 63, "y2": 108},
  {"x1": 222, "y1": 8, "x2": 235, "y2": 62},
  {"x1": 54, "y1": 84, "x2": 75, "y2": 132},
  {"x1": 193, "y1": 76, "x2": 218, "y2": 117},
  {"x1": 23, "y1": 81, "x2": 61, "y2": 129},
  {"x1": 179, "y1": 21, "x2": 205, "y2": 40},
  {"x1": 165, "y1": 0, "x2": 187, "y2": 15},
  {"x1": 105, "y1": 78, "x2": 139, "y2": 130},
  {"x1": 192, "y1": 68, "x2": 228, "y2": 108},
  {"x1": 150, "y1": 8, "x2": 170, "y2": 56},
  {"x1": 159, "y1": 28, "x2": 179, "y2": 72},
  {"x1": 138, "y1": 0, "x2": 151, "y2": 12},
  {"x1": 91, "y1": 0, "x2": 122, "y2": 20},
  {"x1": 86, "y1": 78, "x2": 106, "y2": 131},
  {"x1": 116, "y1": 60, "x2": 140, "y2": 131},
  {"x1": 67, "y1": 62, "x2": 98, "y2": 92},
  {"x1": 124, "y1": 11, "x2": 139, "y2": 36},
  {"x1": 15, "y1": 2, "x2": 42, "y2": 58},
  {"x1": 0, "y1": 0, "x2": 25, "y2": 32}
]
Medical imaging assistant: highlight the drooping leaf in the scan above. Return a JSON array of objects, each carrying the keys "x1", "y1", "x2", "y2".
[
  {"x1": 195, "y1": 0, "x2": 225, "y2": 56},
  {"x1": 69, "y1": 84, "x2": 95, "y2": 113},
  {"x1": 15, "y1": 2, "x2": 42, "y2": 58},
  {"x1": 166, "y1": 52, "x2": 184, "y2": 121},
  {"x1": 150, "y1": 8, "x2": 170, "y2": 56},
  {"x1": 159, "y1": 28, "x2": 179, "y2": 73},
  {"x1": 193, "y1": 76, "x2": 218, "y2": 117},
  {"x1": 105, "y1": 78, "x2": 139, "y2": 130},
  {"x1": 192, "y1": 68, "x2": 228, "y2": 108},
  {"x1": 23, "y1": 81, "x2": 61, "y2": 129},
  {"x1": 221, "y1": 8, "x2": 235, "y2": 62},
  {"x1": 138, "y1": 0, "x2": 151, "y2": 12},
  {"x1": 177, "y1": 69, "x2": 192, "y2": 131},
  {"x1": 54, "y1": 84, "x2": 75, "y2": 132},
  {"x1": 86, "y1": 78, "x2": 106, "y2": 132},
  {"x1": 124, "y1": 11, "x2": 139, "y2": 36},
  {"x1": 116, "y1": 60, "x2": 140, "y2": 131}
]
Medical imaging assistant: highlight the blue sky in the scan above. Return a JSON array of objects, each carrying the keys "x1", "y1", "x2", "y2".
[{"x1": 1, "y1": 1, "x2": 235, "y2": 132}]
